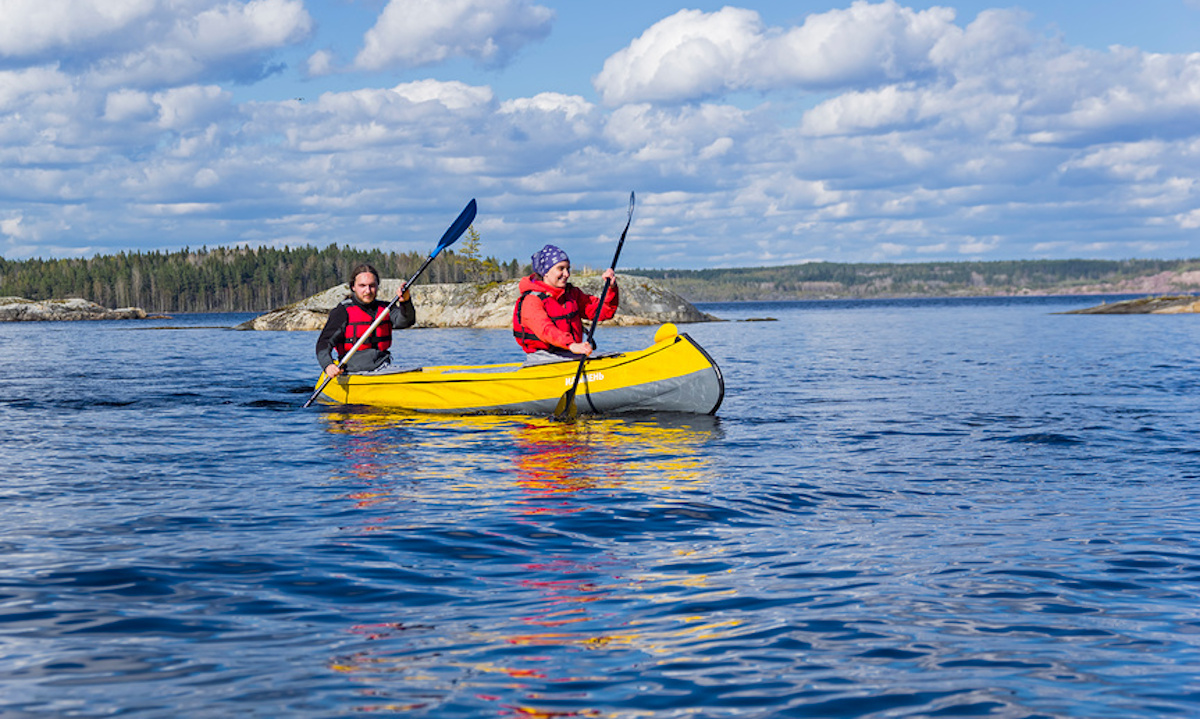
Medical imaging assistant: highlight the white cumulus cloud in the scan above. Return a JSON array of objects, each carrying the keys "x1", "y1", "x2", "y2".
[
  {"x1": 0, "y1": 66, "x2": 73, "y2": 111},
  {"x1": 1, "y1": 214, "x2": 26, "y2": 238},
  {"x1": 0, "y1": 0, "x2": 312, "y2": 89},
  {"x1": 390, "y1": 79, "x2": 495, "y2": 110},
  {"x1": 2, "y1": 1, "x2": 1200, "y2": 268},
  {"x1": 306, "y1": 49, "x2": 335, "y2": 78},
  {"x1": 594, "y1": 0, "x2": 960, "y2": 105},
  {"x1": 500, "y1": 92, "x2": 593, "y2": 120},
  {"x1": 593, "y1": 7, "x2": 764, "y2": 106},
  {"x1": 103, "y1": 88, "x2": 156, "y2": 122},
  {"x1": 0, "y1": 0, "x2": 157, "y2": 57},
  {"x1": 356, "y1": 0, "x2": 554, "y2": 71},
  {"x1": 756, "y1": 0, "x2": 955, "y2": 87},
  {"x1": 153, "y1": 85, "x2": 231, "y2": 130},
  {"x1": 179, "y1": 0, "x2": 312, "y2": 57}
]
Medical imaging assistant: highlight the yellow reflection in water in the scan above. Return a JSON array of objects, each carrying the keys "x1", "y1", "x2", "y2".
[
  {"x1": 320, "y1": 409, "x2": 723, "y2": 498},
  {"x1": 318, "y1": 409, "x2": 729, "y2": 715}
]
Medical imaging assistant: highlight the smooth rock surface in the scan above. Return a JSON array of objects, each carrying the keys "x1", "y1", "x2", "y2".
[
  {"x1": 1063, "y1": 295, "x2": 1200, "y2": 314},
  {"x1": 0, "y1": 297, "x2": 148, "y2": 321}
]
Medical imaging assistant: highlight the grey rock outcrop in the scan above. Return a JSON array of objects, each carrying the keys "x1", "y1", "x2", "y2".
[
  {"x1": 235, "y1": 274, "x2": 719, "y2": 331},
  {"x1": 1064, "y1": 295, "x2": 1200, "y2": 314},
  {"x1": 0, "y1": 297, "x2": 148, "y2": 321}
]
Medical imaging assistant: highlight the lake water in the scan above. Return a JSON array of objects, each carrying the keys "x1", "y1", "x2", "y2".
[{"x1": 3, "y1": 295, "x2": 1200, "y2": 718}]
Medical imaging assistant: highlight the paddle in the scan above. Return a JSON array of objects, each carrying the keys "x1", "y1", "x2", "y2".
[
  {"x1": 552, "y1": 191, "x2": 635, "y2": 420},
  {"x1": 303, "y1": 198, "x2": 477, "y2": 408}
]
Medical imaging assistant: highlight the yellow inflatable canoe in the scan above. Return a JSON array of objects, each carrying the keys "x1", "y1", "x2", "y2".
[{"x1": 312, "y1": 323, "x2": 724, "y2": 416}]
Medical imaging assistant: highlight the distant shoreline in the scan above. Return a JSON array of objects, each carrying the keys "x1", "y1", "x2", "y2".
[
  {"x1": 4, "y1": 251, "x2": 1199, "y2": 313},
  {"x1": 692, "y1": 290, "x2": 1171, "y2": 303},
  {"x1": 632, "y1": 263, "x2": 1200, "y2": 304},
  {"x1": 5, "y1": 289, "x2": 1183, "y2": 323}
]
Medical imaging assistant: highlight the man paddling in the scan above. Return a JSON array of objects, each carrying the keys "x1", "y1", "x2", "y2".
[{"x1": 316, "y1": 263, "x2": 415, "y2": 377}]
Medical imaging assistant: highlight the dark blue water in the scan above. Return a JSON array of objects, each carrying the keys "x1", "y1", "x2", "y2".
[{"x1": 3, "y1": 296, "x2": 1200, "y2": 718}]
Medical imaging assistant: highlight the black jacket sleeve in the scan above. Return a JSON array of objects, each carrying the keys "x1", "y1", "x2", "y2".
[
  {"x1": 391, "y1": 298, "x2": 416, "y2": 330},
  {"x1": 315, "y1": 304, "x2": 349, "y2": 370}
]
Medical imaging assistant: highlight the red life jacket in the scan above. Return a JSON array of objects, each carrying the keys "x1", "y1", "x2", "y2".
[
  {"x1": 512, "y1": 285, "x2": 584, "y2": 353},
  {"x1": 337, "y1": 301, "x2": 392, "y2": 356}
]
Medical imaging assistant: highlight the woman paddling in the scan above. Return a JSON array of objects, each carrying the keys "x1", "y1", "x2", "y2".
[{"x1": 512, "y1": 244, "x2": 619, "y2": 365}]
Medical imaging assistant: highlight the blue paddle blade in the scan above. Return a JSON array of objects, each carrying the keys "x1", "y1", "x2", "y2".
[{"x1": 433, "y1": 198, "x2": 477, "y2": 255}]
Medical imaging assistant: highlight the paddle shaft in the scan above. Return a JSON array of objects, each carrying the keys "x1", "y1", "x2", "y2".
[
  {"x1": 554, "y1": 192, "x2": 635, "y2": 419},
  {"x1": 304, "y1": 199, "x2": 476, "y2": 408}
]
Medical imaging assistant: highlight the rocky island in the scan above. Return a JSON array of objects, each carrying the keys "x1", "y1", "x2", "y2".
[
  {"x1": 235, "y1": 274, "x2": 719, "y2": 331},
  {"x1": 0, "y1": 297, "x2": 150, "y2": 321},
  {"x1": 1064, "y1": 294, "x2": 1200, "y2": 314}
]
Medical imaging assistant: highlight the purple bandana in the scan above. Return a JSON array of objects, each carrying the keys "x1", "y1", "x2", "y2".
[{"x1": 532, "y1": 244, "x2": 569, "y2": 276}]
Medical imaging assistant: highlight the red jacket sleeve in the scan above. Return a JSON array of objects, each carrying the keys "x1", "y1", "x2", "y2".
[{"x1": 577, "y1": 282, "x2": 619, "y2": 324}]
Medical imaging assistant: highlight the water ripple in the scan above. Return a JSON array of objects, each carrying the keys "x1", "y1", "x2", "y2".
[{"x1": 3, "y1": 303, "x2": 1200, "y2": 717}]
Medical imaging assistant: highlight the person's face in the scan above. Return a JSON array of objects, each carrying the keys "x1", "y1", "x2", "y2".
[
  {"x1": 352, "y1": 272, "x2": 379, "y2": 304},
  {"x1": 543, "y1": 260, "x2": 570, "y2": 289}
]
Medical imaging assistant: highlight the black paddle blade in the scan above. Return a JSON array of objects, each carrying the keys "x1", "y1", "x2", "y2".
[
  {"x1": 552, "y1": 387, "x2": 578, "y2": 421},
  {"x1": 553, "y1": 359, "x2": 588, "y2": 420}
]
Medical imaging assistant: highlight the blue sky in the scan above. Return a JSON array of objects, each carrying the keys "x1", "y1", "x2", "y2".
[{"x1": 2, "y1": 0, "x2": 1200, "y2": 270}]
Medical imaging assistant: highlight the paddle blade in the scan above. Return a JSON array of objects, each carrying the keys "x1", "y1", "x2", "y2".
[
  {"x1": 433, "y1": 198, "x2": 477, "y2": 256},
  {"x1": 552, "y1": 387, "x2": 579, "y2": 421},
  {"x1": 554, "y1": 356, "x2": 591, "y2": 420}
]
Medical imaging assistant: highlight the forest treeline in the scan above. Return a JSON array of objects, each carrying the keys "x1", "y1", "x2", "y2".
[
  {"x1": 3, "y1": 246, "x2": 1199, "y2": 312},
  {"x1": 0, "y1": 236, "x2": 522, "y2": 313},
  {"x1": 630, "y1": 258, "x2": 1200, "y2": 301}
]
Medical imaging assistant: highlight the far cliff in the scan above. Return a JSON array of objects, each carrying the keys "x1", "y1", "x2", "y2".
[{"x1": 235, "y1": 274, "x2": 719, "y2": 331}]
